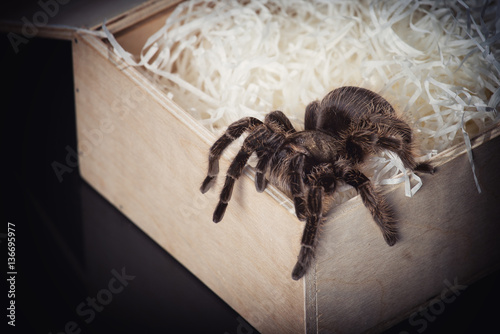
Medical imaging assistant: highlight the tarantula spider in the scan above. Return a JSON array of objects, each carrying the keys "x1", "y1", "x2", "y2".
[{"x1": 200, "y1": 86, "x2": 435, "y2": 280}]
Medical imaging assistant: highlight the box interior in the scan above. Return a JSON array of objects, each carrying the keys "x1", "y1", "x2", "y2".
[
  {"x1": 114, "y1": 7, "x2": 175, "y2": 56},
  {"x1": 106, "y1": 1, "x2": 499, "y2": 206}
]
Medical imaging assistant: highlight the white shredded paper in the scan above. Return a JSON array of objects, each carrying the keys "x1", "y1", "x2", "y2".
[{"x1": 103, "y1": 0, "x2": 499, "y2": 203}]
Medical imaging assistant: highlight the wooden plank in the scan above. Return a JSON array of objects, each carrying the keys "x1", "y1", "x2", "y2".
[
  {"x1": 0, "y1": 20, "x2": 76, "y2": 40},
  {"x1": 311, "y1": 125, "x2": 500, "y2": 333},
  {"x1": 72, "y1": 32, "x2": 305, "y2": 334}
]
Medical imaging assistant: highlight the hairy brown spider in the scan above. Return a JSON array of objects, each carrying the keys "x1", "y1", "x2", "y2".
[{"x1": 200, "y1": 86, "x2": 435, "y2": 280}]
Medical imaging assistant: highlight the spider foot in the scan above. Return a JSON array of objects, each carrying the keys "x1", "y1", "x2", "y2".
[
  {"x1": 291, "y1": 246, "x2": 314, "y2": 280},
  {"x1": 200, "y1": 175, "x2": 216, "y2": 193},
  {"x1": 255, "y1": 172, "x2": 267, "y2": 192},
  {"x1": 383, "y1": 232, "x2": 398, "y2": 247},
  {"x1": 213, "y1": 202, "x2": 228, "y2": 223},
  {"x1": 381, "y1": 224, "x2": 398, "y2": 246},
  {"x1": 291, "y1": 263, "x2": 306, "y2": 281},
  {"x1": 415, "y1": 162, "x2": 436, "y2": 174}
]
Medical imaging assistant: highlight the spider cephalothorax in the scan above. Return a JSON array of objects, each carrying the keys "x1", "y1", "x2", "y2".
[{"x1": 200, "y1": 86, "x2": 435, "y2": 280}]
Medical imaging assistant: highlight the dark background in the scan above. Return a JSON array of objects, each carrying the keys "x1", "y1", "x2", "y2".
[{"x1": 1, "y1": 33, "x2": 500, "y2": 334}]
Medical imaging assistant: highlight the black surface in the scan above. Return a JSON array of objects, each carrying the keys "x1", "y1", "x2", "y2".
[
  {"x1": 1, "y1": 35, "x2": 257, "y2": 334},
  {"x1": 1, "y1": 33, "x2": 500, "y2": 334}
]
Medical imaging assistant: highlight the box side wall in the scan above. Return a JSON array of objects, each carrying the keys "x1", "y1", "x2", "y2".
[
  {"x1": 72, "y1": 34, "x2": 305, "y2": 334},
  {"x1": 313, "y1": 128, "x2": 500, "y2": 333}
]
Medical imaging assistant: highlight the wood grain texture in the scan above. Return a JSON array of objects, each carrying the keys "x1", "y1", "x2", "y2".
[
  {"x1": 311, "y1": 125, "x2": 500, "y2": 334},
  {"x1": 72, "y1": 32, "x2": 305, "y2": 334}
]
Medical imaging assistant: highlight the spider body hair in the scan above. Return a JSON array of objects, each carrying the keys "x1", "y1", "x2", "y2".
[{"x1": 200, "y1": 86, "x2": 435, "y2": 280}]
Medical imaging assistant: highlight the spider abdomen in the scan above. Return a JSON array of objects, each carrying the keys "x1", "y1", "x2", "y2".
[{"x1": 312, "y1": 86, "x2": 396, "y2": 136}]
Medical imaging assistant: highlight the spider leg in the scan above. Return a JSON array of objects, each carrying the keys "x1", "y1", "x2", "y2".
[
  {"x1": 255, "y1": 111, "x2": 296, "y2": 192},
  {"x1": 291, "y1": 162, "x2": 337, "y2": 280},
  {"x1": 265, "y1": 110, "x2": 296, "y2": 133},
  {"x1": 341, "y1": 166, "x2": 398, "y2": 246},
  {"x1": 369, "y1": 114, "x2": 436, "y2": 174},
  {"x1": 304, "y1": 100, "x2": 320, "y2": 130},
  {"x1": 289, "y1": 154, "x2": 307, "y2": 220},
  {"x1": 377, "y1": 136, "x2": 435, "y2": 174},
  {"x1": 254, "y1": 150, "x2": 271, "y2": 192},
  {"x1": 344, "y1": 126, "x2": 378, "y2": 163},
  {"x1": 201, "y1": 117, "x2": 263, "y2": 193},
  {"x1": 292, "y1": 185, "x2": 323, "y2": 280},
  {"x1": 346, "y1": 118, "x2": 435, "y2": 174},
  {"x1": 212, "y1": 127, "x2": 267, "y2": 223}
]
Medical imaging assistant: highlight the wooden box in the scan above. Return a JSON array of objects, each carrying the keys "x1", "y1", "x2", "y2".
[{"x1": 5, "y1": 1, "x2": 500, "y2": 333}]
